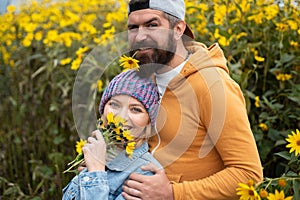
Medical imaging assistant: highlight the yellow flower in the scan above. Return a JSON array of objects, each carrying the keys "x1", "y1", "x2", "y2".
[
  {"x1": 126, "y1": 142, "x2": 136, "y2": 158},
  {"x1": 259, "y1": 188, "x2": 268, "y2": 198},
  {"x1": 287, "y1": 20, "x2": 298, "y2": 30},
  {"x1": 236, "y1": 182, "x2": 261, "y2": 200},
  {"x1": 123, "y1": 130, "x2": 134, "y2": 141},
  {"x1": 7, "y1": 5, "x2": 16, "y2": 13},
  {"x1": 278, "y1": 178, "x2": 286, "y2": 187},
  {"x1": 70, "y1": 57, "x2": 82, "y2": 71},
  {"x1": 276, "y1": 23, "x2": 289, "y2": 32},
  {"x1": 105, "y1": 113, "x2": 127, "y2": 133},
  {"x1": 35, "y1": 31, "x2": 43, "y2": 41},
  {"x1": 267, "y1": 189, "x2": 292, "y2": 200},
  {"x1": 106, "y1": 112, "x2": 115, "y2": 124},
  {"x1": 286, "y1": 129, "x2": 300, "y2": 156},
  {"x1": 290, "y1": 41, "x2": 298, "y2": 47},
  {"x1": 119, "y1": 55, "x2": 139, "y2": 71},
  {"x1": 97, "y1": 80, "x2": 103, "y2": 92},
  {"x1": 255, "y1": 96, "x2": 260, "y2": 108},
  {"x1": 60, "y1": 58, "x2": 72, "y2": 66},
  {"x1": 276, "y1": 73, "x2": 292, "y2": 81},
  {"x1": 75, "y1": 139, "x2": 87, "y2": 154},
  {"x1": 259, "y1": 123, "x2": 268, "y2": 131},
  {"x1": 99, "y1": 113, "x2": 135, "y2": 159},
  {"x1": 254, "y1": 55, "x2": 265, "y2": 62}
]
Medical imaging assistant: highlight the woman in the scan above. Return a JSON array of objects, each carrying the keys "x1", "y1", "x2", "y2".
[{"x1": 62, "y1": 69, "x2": 162, "y2": 200}]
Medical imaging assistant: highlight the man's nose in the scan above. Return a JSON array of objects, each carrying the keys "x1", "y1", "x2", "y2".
[{"x1": 135, "y1": 27, "x2": 148, "y2": 42}]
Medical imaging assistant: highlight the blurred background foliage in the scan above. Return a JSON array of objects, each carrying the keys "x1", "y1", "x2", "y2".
[{"x1": 0, "y1": 0, "x2": 299, "y2": 199}]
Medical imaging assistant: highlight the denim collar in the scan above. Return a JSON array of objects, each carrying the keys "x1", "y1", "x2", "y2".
[{"x1": 106, "y1": 142, "x2": 149, "y2": 171}]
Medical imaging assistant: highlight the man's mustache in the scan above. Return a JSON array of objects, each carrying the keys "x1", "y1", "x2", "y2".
[{"x1": 130, "y1": 41, "x2": 158, "y2": 52}]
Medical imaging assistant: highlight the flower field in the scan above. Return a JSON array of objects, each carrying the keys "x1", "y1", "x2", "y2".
[{"x1": 0, "y1": 0, "x2": 299, "y2": 199}]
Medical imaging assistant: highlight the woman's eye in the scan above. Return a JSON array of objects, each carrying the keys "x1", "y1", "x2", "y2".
[
  {"x1": 131, "y1": 107, "x2": 143, "y2": 113},
  {"x1": 108, "y1": 102, "x2": 119, "y2": 108}
]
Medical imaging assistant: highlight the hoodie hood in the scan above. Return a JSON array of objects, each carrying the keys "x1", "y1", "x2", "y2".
[
  {"x1": 184, "y1": 41, "x2": 228, "y2": 75},
  {"x1": 166, "y1": 41, "x2": 228, "y2": 90}
]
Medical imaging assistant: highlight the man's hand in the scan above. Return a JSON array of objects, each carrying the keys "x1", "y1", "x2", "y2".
[{"x1": 122, "y1": 163, "x2": 173, "y2": 200}]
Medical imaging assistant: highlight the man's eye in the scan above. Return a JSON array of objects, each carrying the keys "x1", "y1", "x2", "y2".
[
  {"x1": 148, "y1": 23, "x2": 158, "y2": 28},
  {"x1": 128, "y1": 25, "x2": 138, "y2": 31}
]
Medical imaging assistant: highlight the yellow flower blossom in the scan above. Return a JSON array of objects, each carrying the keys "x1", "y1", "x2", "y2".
[
  {"x1": 259, "y1": 123, "x2": 268, "y2": 131},
  {"x1": 259, "y1": 188, "x2": 268, "y2": 198},
  {"x1": 290, "y1": 40, "x2": 298, "y2": 47},
  {"x1": 236, "y1": 182, "x2": 261, "y2": 200},
  {"x1": 254, "y1": 55, "x2": 265, "y2": 62},
  {"x1": 276, "y1": 23, "x2": 289, "y2": 32},
  {"x1": 119, "y1": 55, "x2": 140, "y2": 71},
  {"x1": 278, "y1": 178, "x2": 286, "y2": 187},
  {"x1": 71, "y1": 57, "x2": 82, "y2": 71},
  {"x1": 218, "y1": 36, "x2": 230, "y2": 47},
  {"x1": 252, "y1": 48, "x2": 265, "y2": 62},
  {"x1": 255, "y1": 96, "x2": 260, "y2": 108},
  {"x1": 97, "y1": 80, "x2": 103, "y2": 92},
  {"x1": 267, "y1": 189, "x2": 292, "y2": 200},
  {"x1": 7, "y1": 5, "x2": 16, "y2": 13},
  {"x1": 276, "y1": 73, "x2": 292, "y2": 81},
  {"x1": 213, "y1": 4, "x2": 226, "y2": 25},
  {"x1": 76, "y1": 47, "x2": 89, "y2": 55},
  {"x1": 126, "y1": 142, "x2": 136, "y2": 158},
  {"x1": 60, "y1": 58, "x2": 72, "y2": 66},
  {"x1": 22, "y1": 33, "x2": 34, "y2": 47},
  {"x1": 35, "y1": 31, "x2": 43, "y2": 41},
  {"x1": 263, "y1": 4, "x2": 279, "y2": 20},
  {"x1": 248, "y1": 12, "x2": 264, "y2": 24},
  {"x1": 236, "y1": 32, "x2": 247, "y2": 40},
  {"x1": 75, "y1": 139, "x2": 87, "y2": 154},
  {"x1": 286, "y1": 129, "x2": 300, "y2": 156},
  {"x1": 287, "y1": 19, "x2": 298, "y2": 30}
]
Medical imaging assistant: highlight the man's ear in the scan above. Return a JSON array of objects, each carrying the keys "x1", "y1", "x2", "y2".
[{"x1": 174, "y1": 21, "x2": 186, "y2": 40}]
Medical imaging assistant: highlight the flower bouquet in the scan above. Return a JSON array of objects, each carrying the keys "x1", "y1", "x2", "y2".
[{"x1": 63, "y1": 112, "x2": 136, "y2": 173}]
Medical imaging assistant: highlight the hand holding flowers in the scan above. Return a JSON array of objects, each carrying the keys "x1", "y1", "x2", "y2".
[
  {"x1": 82, "y1": 130, "x2": 106, "y2": 172},
  {"x1": 63, "y1": 112, "x2": 135, "y2": 173}
]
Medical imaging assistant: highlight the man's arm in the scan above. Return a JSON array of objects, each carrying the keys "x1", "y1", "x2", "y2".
[{"x1": 122, "y1": 163, "x2": 173, "y2": 200}]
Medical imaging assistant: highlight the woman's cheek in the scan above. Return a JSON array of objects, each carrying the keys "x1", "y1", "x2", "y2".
[
  {"x1": 130, "y1": 113, "x2": 150, "y2": 127},
  {"x1": 103, "y1": 106, "x2": 116, "y2": 116}
]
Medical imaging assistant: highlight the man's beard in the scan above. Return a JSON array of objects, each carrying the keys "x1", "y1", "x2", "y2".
[{"x1": 129, "y1": 32, "x2": 176, "y2": 78}]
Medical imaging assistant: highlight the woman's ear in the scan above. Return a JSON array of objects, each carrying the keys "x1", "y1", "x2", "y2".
[{"x1": 174, "y1": 21, "x2": 187, "y2": 40}]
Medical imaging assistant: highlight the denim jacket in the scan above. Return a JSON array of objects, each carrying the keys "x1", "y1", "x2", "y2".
[{"x1": 62, "y1": 142, "x2": 162, "y2": 200}]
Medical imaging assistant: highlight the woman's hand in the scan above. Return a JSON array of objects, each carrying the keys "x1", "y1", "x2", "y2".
[{"x1": 82, "y1": 130, "x2": 106, "y2": 172}]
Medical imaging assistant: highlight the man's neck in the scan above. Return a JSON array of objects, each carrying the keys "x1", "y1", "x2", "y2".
[{"x1": 156, "y1": 43, "x2": 189, "y2": 74}]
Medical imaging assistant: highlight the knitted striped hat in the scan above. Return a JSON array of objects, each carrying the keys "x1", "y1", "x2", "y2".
[{"x1": 99, "y1": 70, "x2": 159, "y2": 126}]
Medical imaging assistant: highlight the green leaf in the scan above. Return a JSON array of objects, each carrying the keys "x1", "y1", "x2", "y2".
[
  {"x1": 274, "y1": 151, "x2": 291, "y2": 161},
  {"x1": 293, "y1": 179, "x2": 300, "y2": 200}
]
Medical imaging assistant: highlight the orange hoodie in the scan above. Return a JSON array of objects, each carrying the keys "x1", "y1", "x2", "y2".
[{"x1": 149, "y1": 42, "x2": 263, "y2": 200}]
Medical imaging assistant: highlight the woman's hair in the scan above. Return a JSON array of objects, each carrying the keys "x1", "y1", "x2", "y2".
[{"x1": 99, "y1": 70, "x2": 159, "y2": 126}]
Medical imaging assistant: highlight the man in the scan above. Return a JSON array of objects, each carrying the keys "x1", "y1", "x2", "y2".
[{"x1": 121, "y1": 0, "x2": 263, "y2": 199}]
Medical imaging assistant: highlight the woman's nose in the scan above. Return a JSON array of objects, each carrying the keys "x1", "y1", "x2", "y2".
[{"x1": 117, "y1": 108, "x2": 129, "y2": 122}]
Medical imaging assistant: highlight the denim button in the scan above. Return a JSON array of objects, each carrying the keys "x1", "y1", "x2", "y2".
[{"x1": 83, "y1": 176, "x2": 90, "y2": 182}]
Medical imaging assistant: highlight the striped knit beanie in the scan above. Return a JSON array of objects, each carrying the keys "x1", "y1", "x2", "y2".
[{"x1": 99, "y1": 70, "x2": 159, "y2": 126}]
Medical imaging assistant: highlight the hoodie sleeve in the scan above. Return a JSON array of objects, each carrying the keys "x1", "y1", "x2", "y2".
[{"x1": 171, "y1": 68, "x2": 263, "y2": 200}]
